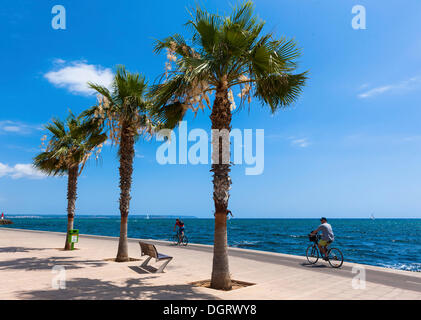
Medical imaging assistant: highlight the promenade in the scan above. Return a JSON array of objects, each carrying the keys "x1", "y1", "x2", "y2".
[{"x1": 0, "y1": 228, "x2": 420, "y2": 300}]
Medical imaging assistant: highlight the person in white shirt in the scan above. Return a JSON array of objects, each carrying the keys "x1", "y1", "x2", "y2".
[{"x1": 310, "y1": 217, "x2": 334, "y2": 260}]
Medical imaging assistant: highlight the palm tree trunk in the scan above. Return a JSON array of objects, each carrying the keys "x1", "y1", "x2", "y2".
[
  {"x1": 116, "y1": 121, "x2": 135, "y2": 262},
  {"x1": 64, "y1": 166, "x2": 78, "y2": 250},
  {"x1": 210, "y1": 77, "x2": 232, "y2": 290}
]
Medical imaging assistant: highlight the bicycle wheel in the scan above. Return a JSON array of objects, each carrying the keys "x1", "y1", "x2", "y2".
[
  {"x1": 306, "y1": 245, "x2": 319, "y2": 264},
  {"x1": 172, "y1": 234, "x2": 179, "y2": 245},
  {"x1": 181, "y1": 235, "x2": 188, "y2": 246},
  {"x1": 327, "y1": 248, "x2": 343, "y2": 268}
]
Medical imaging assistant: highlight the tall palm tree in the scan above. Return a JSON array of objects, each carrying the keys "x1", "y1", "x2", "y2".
[
  {"x1": 33, "y1": 112, "x2": 107, "y2": 250},
  {"x1": 84, "y1": 65, "x2": 154, "y2": 262},
  {"x1": 150, "y1": 1, "x2": 307, "y2": 289}
]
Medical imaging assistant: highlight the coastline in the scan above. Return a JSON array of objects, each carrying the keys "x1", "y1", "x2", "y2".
[
  {"x1": 2, "y1": 218, "x2": 420, "y2": 273},
  {"x1": 2, "y1": 225, "x2": 421, "y2": 276},
  {"x1": 1, "y1": 227, "x2": 420, "y2": 300}
]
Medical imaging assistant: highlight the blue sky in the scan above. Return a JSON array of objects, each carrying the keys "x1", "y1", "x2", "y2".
[{"x1": 1, "y1": 0, "x2": 421, "y2": 218}]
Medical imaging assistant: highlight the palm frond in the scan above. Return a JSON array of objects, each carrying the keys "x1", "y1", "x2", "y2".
[
  {"x1": 87, "y1": 83, "x2": 112, "y2": 101},
  {"x1": 254, "y1": 72, "x2": 308, "y2": 112},
  {"x1": 152, "y1": 0, "x2": 308, "y2": 116},
  {"x1": 150, "y1": 101, "x2": 186, "y2": 130},
  {"x1": 34, "y1": 111, "x2": 107, "y2": 176}
]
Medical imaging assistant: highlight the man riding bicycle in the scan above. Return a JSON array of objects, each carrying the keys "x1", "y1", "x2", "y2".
[
  {"x1": 174, "y1": 218, "x2": 185, "y2": 242},
  {"x1": 310, "y1": 217, "x2": 334, "y2": 261}
]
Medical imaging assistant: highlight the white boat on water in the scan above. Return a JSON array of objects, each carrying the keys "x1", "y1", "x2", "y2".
[
  {"x1": 146, "y1": 213, "x2": 150, "y2": 220},
  {"x1": 370, "y1": 213, "x2": 375, "y2": 220}
]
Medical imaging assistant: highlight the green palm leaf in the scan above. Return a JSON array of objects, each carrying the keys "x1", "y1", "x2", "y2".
[
  {"x1": 150, "y1": 0, "x2": 308, "y2": 127},
  {"x1": 33, "y1": 112, "x2": 107, "y2": 176}
]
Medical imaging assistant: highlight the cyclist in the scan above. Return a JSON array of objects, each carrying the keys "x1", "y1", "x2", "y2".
[
  {"x1": 310, "y1": 217, "x2": 334, "y2": 261},
  {"x1": 174, "y1": 218, "x2": 185, "y2": 242}
]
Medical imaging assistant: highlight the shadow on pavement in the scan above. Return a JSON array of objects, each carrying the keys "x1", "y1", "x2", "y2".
[
  {"x1": 128, "y1": 265, "x2": 158, "y2": 274},
  {"x1": 0, "y1": 247, "x2": 51, "y2": 253},
  {"x1": 17, "y1": 277, "x2": 219, "y2": 300},
  {"x1": 0, "y1": 256, "x2": 107, "y2": 271}
]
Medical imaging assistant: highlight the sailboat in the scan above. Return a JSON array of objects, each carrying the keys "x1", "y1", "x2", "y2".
[
  {"x1": 146, "y1": 213, "x2": 150, "y2": 220},
  {"x1": 370, "y1": 212, "x2": 375, "y2": 220}
]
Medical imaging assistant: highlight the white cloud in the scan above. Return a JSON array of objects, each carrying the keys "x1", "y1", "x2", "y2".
[
  {"x1": 44, "y1": 60, "x2": 113, "y2": 95},
  {"x1": 358, "y1": 77, "x2": 421, "y2": 99},
  {"x1": 290, "y1": 137, "x2": 310, "y2": 148},
  {"x1": 358, "y1": 86, "x2": 393, "y2": 99},
  {"x1": 3, "y1": 126, "x2": 21, "y2": 132},
  {"x1": 53, "y1": 58, "x2": 66, "y2": 65},
  {"x1": 0, "y1": 121, "x2": 41, "y2": 135},
  {"x1": 267, "y1": 134, "x2": 311, "y2": 148},
  {"x1": 0, "y1": 163, "x2": 13, "y2": 177},
  {"x1": 0, "y1": 162, "x2": 46, "y2": 179},
  {"x1": 359, "y1": 83, "x2": 370, "y2": 90}
]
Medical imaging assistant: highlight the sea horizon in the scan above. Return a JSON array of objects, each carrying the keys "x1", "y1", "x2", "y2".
[{"x1": 3, "y1": 214, "x2": 421, "y2": 219}]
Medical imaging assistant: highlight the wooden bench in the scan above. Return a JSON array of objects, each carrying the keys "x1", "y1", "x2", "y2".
[{"x1": 138, "y1": 242, "x2": 173, "y2": 273}]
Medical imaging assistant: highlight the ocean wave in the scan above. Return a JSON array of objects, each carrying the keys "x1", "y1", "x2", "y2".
[
  {"x1": 289, "y1": 234, "x2": 306, "y2": 239},
  {"x1": 231, "y1": 240, "x2": 260, "y2": 248},
  {"x1": 390, "y1": 239, "x2": 411, "y2": 244},
  {"x1": 380, "y1": 262, "x2": 421, "y2": 272}
]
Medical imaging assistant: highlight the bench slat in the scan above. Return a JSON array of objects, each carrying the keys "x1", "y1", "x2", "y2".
[
  {"x1": 138, "y1": 241, "x2": 173, "y2": 273},
  {"x1": 139, "y1": 242, "x2": 158, "y2": 258},
  {"x1": 157, "y1": 253, "x2": 172, "y2": 260}
]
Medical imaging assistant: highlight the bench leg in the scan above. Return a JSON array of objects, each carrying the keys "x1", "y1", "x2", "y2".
[
  {"x1": 156, "y1": 258, "x2": 172, "y2": 273},
  {"x1": 141, "y1": 256, "x2": 152, "y2": 268}
]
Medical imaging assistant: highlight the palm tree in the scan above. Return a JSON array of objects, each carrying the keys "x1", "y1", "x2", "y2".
[
  {"x1": 150, "y1": 1, "x2": 307, "y2": 289},
  {"x1": 33, "y1": 112, "x2": 107, "y2": 250},
  {"x1": 84, "y1": 65, "x2": 154, "y2": 262}
]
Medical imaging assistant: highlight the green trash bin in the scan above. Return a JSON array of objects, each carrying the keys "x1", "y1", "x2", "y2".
[{"x1": 67, "y1": 229, "x2": 79, "y2": 250}]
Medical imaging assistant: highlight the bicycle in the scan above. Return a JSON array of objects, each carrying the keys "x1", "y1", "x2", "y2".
[
  {"x1": 171, "y1": 231, "x2": 188, "y2": 246},
  {"x1": 306, "y1": 234, "x2": 343, "y2": 268}
]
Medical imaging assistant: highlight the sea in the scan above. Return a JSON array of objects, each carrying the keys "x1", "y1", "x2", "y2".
[{"x1": 1, "y1": 216, "x2": 420, "y2": 272}]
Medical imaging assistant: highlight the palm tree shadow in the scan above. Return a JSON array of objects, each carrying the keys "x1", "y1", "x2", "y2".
[
  {"x1": 128, "y1": 265, "x2": 157, "y2": 274},
  {"x1": 17, "y1": 277, "x2": 219, "y2": 300},
  {"x1": 0, "y1": 247, "x2": 52, "y2": 253},
  {"x1": 0, "y1": 256, "x2": 107, "y2": 271}
]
